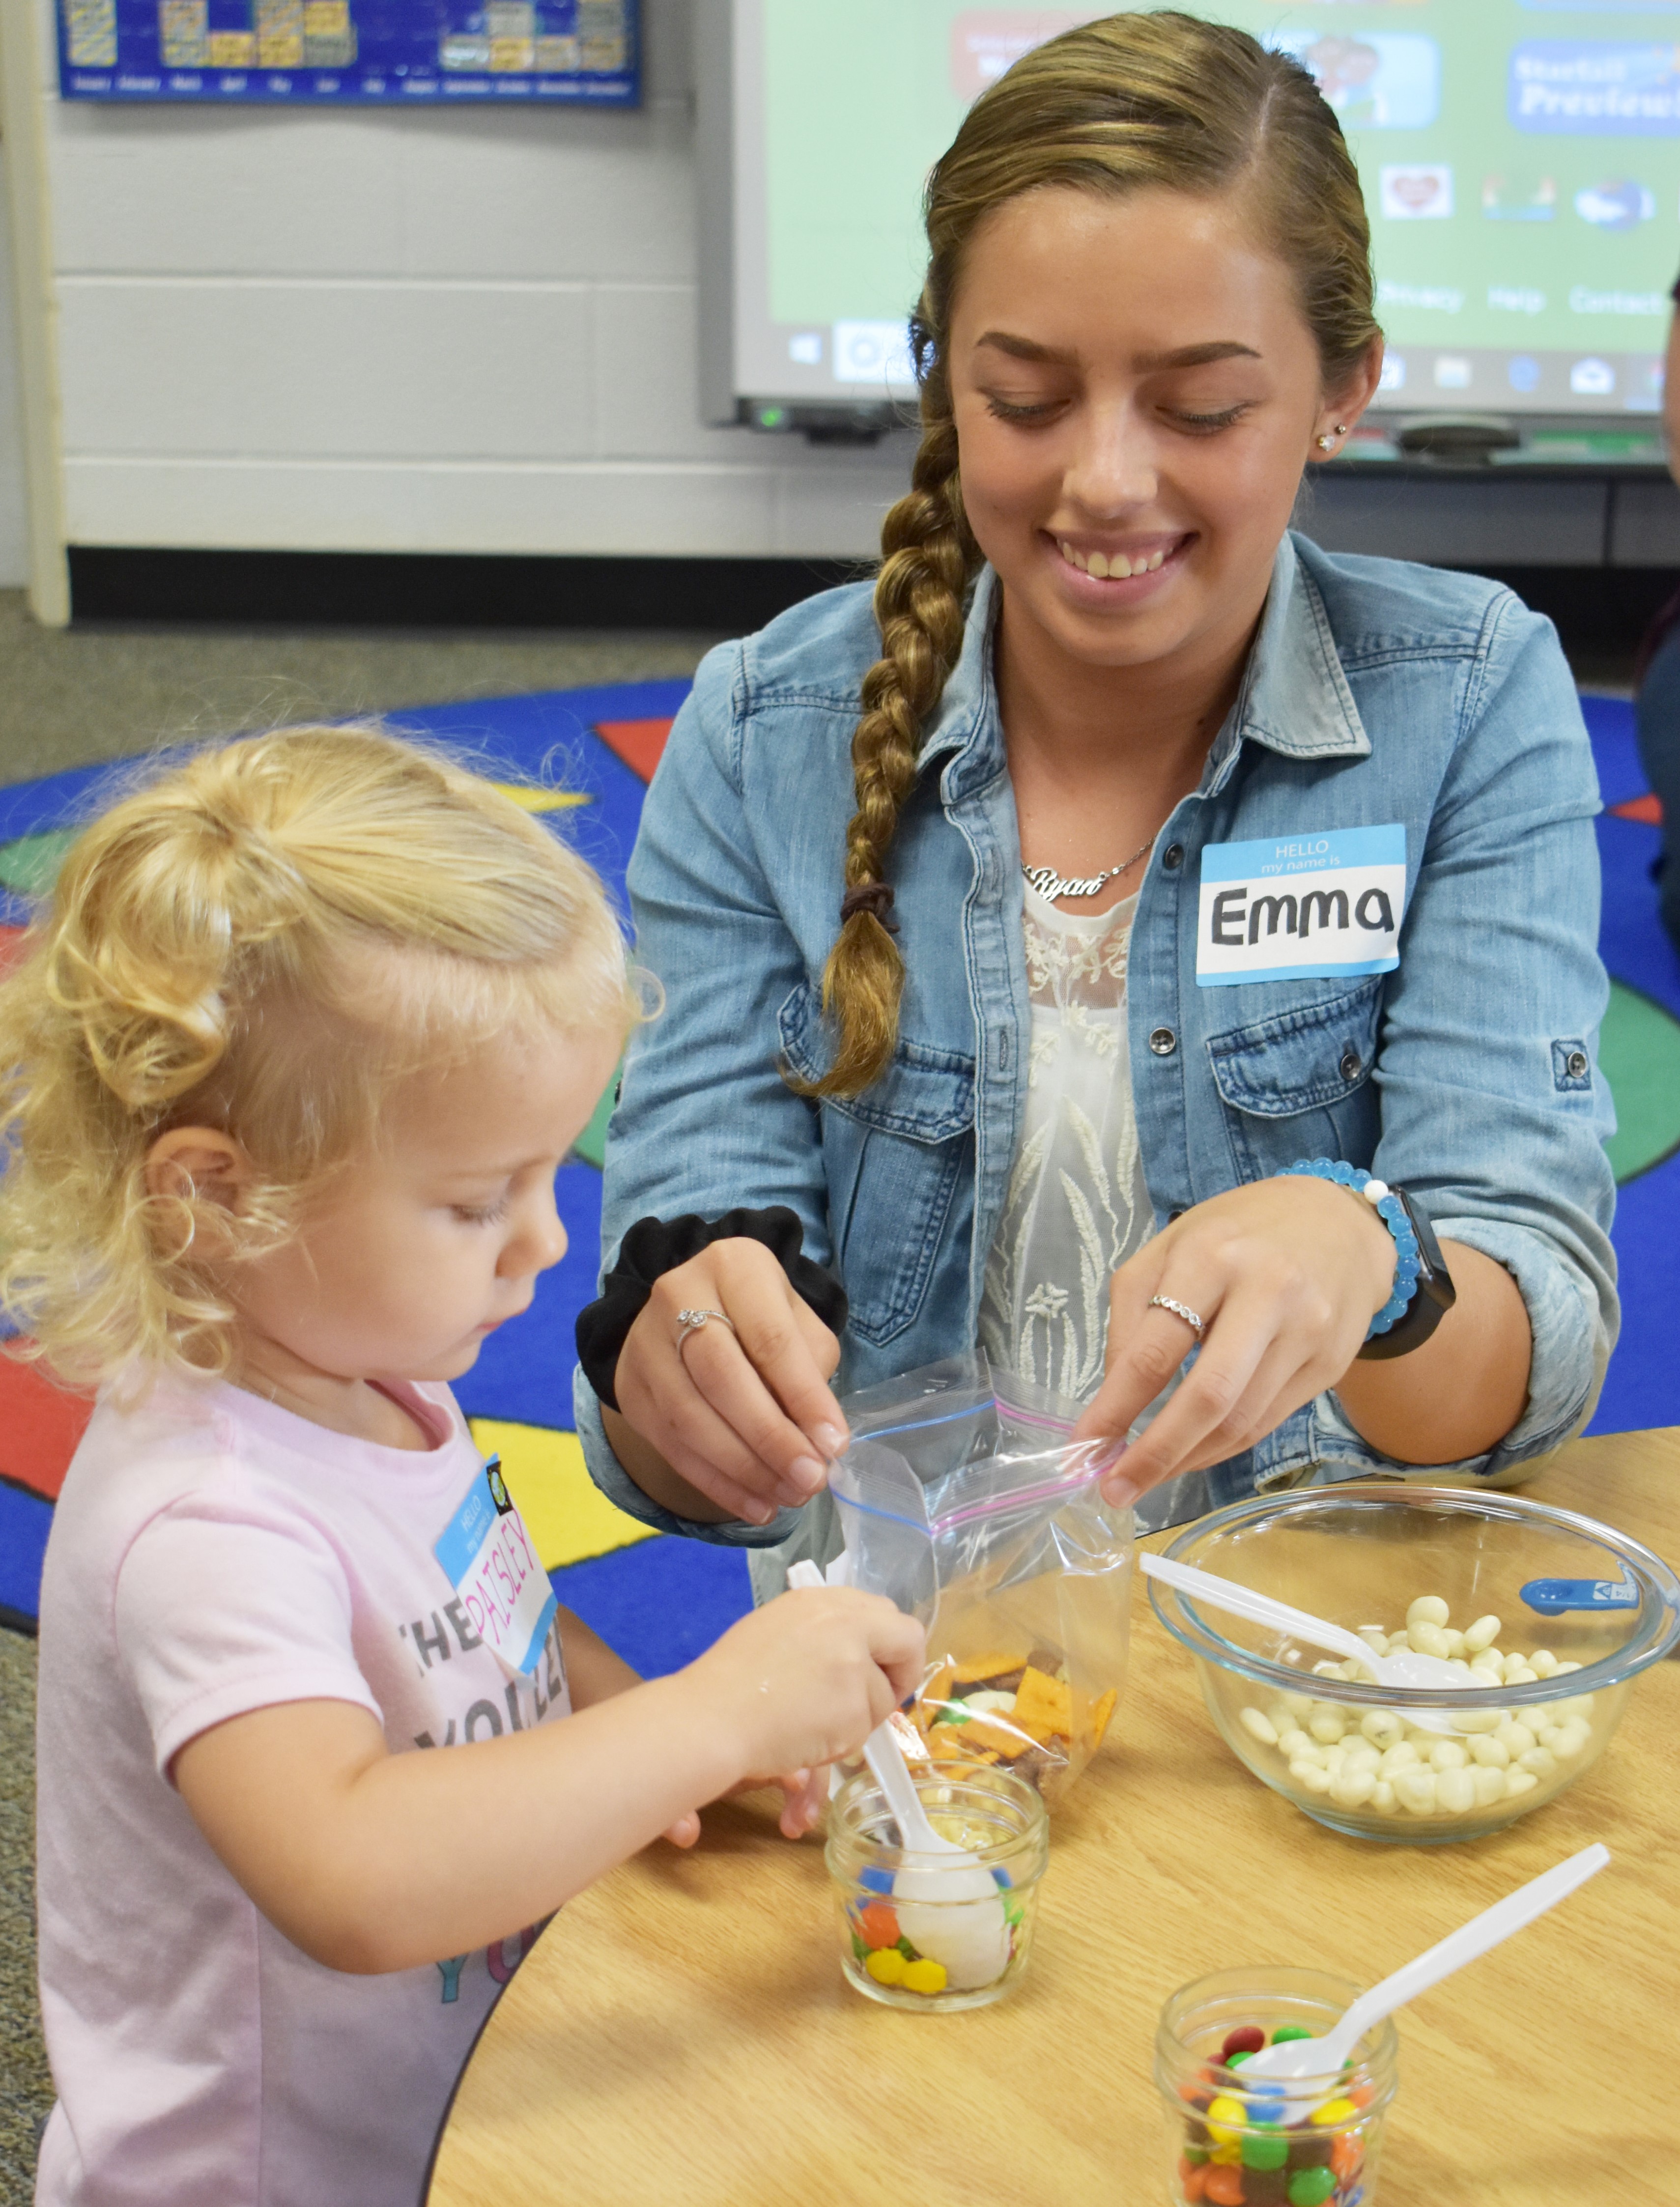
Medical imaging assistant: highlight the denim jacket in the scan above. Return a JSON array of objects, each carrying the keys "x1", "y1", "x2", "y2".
[{"x1": 576, "y1": 533, "x2": 1618, "y2": 1572}]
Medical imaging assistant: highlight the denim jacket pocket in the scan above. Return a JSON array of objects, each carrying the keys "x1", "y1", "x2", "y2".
[
  {"x1": 1206, "y1": 976, "x2": 1385, "y2": 1183},
  {"x1": 779, "y1": 980, "x2": 975, "y2": 1346}
]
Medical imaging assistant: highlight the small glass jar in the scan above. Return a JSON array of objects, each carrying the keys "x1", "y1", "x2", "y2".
[
  {"x1": 1155, "y1": 1968, "x2": 1399, "y2": 2206},
  {"x1": 825, "y1": 1766, "x2": 1049, "y2": 2013}
]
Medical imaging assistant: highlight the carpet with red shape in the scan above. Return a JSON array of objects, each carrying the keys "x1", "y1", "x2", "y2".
[
  {"x1": 1610, "y1": 792, "x2": 1664, "y2": 826},
  {"x1": 594, "y1": 717, "x2": 678, "y2": 785},
  {"x1": 0, "y1": 1362, "x2": 92, "y2": 1504}
]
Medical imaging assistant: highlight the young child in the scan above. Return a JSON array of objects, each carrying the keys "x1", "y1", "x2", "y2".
[{"x1": 0, "y1": 726, "x2": 920, "y2": 2207}]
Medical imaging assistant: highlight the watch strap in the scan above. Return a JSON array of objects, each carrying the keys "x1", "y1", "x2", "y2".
[{"x1": 1355, "y1": 1188, "x2": 1456, "y2": 1361}]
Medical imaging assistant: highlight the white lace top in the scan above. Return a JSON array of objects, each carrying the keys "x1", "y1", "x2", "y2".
[{"x1": 978, "y1": 882, "x2": 1157, "y2": 1404}]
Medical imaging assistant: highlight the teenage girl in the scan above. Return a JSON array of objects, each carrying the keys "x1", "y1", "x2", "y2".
[
  {"x1": 575, "y1": 11, "x2": 1615, "y2": 1575},
  {"x1": 0, "y1": 726, "x2": 922, "y2": 2207}
]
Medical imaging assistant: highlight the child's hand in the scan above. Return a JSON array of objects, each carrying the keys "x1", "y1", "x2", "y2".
[
  {"x1": 771, "y1": 1765, "x2": 826, "y2": 1838},
  {"x1": 682, "y1": 1586, "x2": 924, "y2": 1784},
  {"x1": 665, "y1": 1765, "x2": 824, "y2": 1849}
]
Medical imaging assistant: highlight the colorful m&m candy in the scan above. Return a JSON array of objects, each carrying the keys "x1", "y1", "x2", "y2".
[{"x1": 1171, "y1": 2020, "x2": 1378, "y2": 2207}]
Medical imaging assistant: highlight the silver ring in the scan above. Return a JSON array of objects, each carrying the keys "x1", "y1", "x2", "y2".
[
  {"x1": 675, "y1": 1306, "x2": 738, "y2": 1357},
  {"x1": 1148, "y1": 1294, "x2": 1206, "y2": 1343}
]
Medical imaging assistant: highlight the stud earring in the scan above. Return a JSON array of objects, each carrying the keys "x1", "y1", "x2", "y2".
[{"x1": 1316, "y1": 423, "x2": 1349, "y2": 452}]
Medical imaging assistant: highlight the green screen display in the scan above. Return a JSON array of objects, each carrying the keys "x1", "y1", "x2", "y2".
[{"x1": 750, "y1": 2, "x2": 1680, "y2": 412}]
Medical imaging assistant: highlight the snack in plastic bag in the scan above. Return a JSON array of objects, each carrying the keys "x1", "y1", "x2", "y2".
[{"x1": 830, "y1": 1356, "x2": 1134, "y2": 1807}]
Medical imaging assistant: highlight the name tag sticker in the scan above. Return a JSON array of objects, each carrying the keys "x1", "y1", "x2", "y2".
[
  {"x1": 433, "y1": 1454, "x2": 557, "y2": 1676},
  {"x1": 1196, "y1": 825, "x2": 1407, "y2": 987}
]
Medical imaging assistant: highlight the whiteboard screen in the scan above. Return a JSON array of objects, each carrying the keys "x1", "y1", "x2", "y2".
[{"x1": 699, "y1": 0, "x2": 1680, "y2": 425}]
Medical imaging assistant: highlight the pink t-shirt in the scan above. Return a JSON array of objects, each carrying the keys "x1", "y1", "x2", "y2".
[{"x1": 34, "y1": 1375, "x2": 571, "y2": 2207}]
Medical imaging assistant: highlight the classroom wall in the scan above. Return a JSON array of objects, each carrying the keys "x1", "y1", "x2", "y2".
[
  {"x1": 36, "y1": 0, "x2": 913, "y2": 562},
  {"x1": 25, "y1": 0, "x2": 1680, "y2": 581},
  {"x1": 0, "y1": 154, "x2": 31, "y2": 586}
]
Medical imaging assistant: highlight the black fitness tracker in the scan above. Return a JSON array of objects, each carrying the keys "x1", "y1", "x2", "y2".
[{"x1": 1355, "y1": 1187, "x2": 1456, "y2": 1361}]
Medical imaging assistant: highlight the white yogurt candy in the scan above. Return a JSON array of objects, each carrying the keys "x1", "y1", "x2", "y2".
[{"x1": 1232, "y1": 1590, "x2": 1599, "y2": 1831}]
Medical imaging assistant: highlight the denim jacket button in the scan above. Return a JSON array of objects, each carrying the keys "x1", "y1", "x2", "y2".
[
  {"x1": 1148, "y1": 1026, "x2": 1178, "y2": 1056},
  {"x1": 1566, "y1": 1048, "x2": 1588, "y2": 1078},
  {"x1": 1162, "y1": 843, "x2": 1185, "y2": 872},
  {"x1": 1339, "y1": 1047, "x2": 1363, "y2": 1082}
]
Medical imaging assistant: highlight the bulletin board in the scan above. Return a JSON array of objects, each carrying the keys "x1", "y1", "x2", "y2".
[{"x1": 56, "y1": 0, "x2": 638, "y2": 104}]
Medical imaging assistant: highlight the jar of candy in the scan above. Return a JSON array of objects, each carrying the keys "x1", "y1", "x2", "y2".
[
  {"x1": 825, "y1": 1766, "x2": 1048, "y2": 2013},
  {"x1": 1155, "y1": 1968, "x2": 1399, "y2": 2206}
]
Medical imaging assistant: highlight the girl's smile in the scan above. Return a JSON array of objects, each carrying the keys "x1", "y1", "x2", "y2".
[{"x1": 1048, "y1": 530, "x2": 1192, "y2": 594}]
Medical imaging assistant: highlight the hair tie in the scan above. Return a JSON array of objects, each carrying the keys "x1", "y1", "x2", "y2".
[{"x1": 839, "y1": 882, "x2": 898, "y2": 934}]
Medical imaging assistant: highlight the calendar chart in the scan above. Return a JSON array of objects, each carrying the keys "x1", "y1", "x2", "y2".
[{"x1": 57, "y1": 0, "x2": 637, "y2": 102}]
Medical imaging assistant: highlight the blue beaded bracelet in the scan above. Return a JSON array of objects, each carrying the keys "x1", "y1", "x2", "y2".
[{"x1": 1281, "y1": 1158, "x2": 1421, "y2": 1340}]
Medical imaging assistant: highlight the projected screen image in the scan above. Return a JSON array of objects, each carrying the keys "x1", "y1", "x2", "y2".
[{"x1": 727, "y1": 0, "x2": 1680, "y2": 418}]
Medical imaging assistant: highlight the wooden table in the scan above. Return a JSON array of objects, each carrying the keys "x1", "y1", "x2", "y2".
[{"x1": 428, "y1": 1432, "x2": 1680, "y2": 2207}]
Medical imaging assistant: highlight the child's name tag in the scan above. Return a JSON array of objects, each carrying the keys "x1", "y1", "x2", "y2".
[
  {"x1": 1196, "y1": 825, "x2": 1406, "y2": 987},
  {"x1": 433, "y1": 1455, "x2": 557, "y2": 1676}
]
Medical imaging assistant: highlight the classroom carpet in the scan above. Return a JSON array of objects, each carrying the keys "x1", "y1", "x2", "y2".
[{"x1": 1, "y1": 684, "x2": 1677, "y2": 1681}]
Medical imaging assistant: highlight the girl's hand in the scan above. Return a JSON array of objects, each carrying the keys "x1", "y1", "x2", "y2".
[
  {"x1": 562, "y1": 1607, "x2": 818, "y2": 1844},
  {"x1": 613, "y1": 1238, "x2": 849, "y2": 1525},
  {"x1": 1072, "y1": 1175, "x2": 1395, "y2": 1501},
  {"x1": 682, "y1": 1585, "x2": 925, "y2": 1783},
  {"x1": 662, "y1": 1767, "x2": 826, "y2": 1849},
  {"x1": 770, "y1": 1764, "x2": 827, "y2": 1839}
]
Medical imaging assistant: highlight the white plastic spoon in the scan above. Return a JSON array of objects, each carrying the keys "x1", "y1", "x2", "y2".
[
  {"x1": 866, "y1": 1726, "x2": 1012, "y2": 1991},
  {"x1": 787, "y1": 1561, "x2": 1011, "y2": 1989},
  {"x1": 1140, "y1": 1552, "x2": 1465, "y2": 1735},
  {"x1": 1239, "y1": 1843, "x2": 1609, "y2": 2111}
]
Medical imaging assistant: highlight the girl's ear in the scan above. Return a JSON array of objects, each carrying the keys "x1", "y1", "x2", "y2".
[
  {"x1": 1320, "y1": 338, "x2": 1387, "y2": 446},
  {"x1": 144, "y1": 1127, "x2": 254, "y2": 1213}
]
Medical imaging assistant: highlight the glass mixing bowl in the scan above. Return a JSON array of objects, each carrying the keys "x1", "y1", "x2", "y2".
[{"x1": 1148, "y1": 1484, "x2": 1680, "y2": 1843}]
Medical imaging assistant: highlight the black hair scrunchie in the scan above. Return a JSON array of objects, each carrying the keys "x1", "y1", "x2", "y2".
[
  {"x1": 839, "y1": 881, "x2": 898, "y2": 933},
  {"x1": 574, "y1": 1205, "x2": 849, "y2": 1413}
]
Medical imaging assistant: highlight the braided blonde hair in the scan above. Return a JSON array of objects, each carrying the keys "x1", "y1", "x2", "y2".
[
  {"x1": 0, "y1": 724, "x2": 636, "y2": 1393},
  {"x1": 809, "y1": 8, "x2": 1381, "y2": 1098}
]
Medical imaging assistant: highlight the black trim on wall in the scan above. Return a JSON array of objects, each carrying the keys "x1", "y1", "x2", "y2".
[
  {"x1": 65, "y1": 547, "x2": 1676, "y2": 660},
  {"x1": 67, "y1": 548, "x2": 869, "y2": 633}
]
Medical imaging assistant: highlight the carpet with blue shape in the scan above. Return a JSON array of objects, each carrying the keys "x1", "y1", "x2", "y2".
[{"x1": 0, "y1": 683, "x2": 1675, "y2": 1670}]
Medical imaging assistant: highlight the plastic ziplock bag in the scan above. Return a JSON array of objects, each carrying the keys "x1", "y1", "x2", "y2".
[{"x1": 831, "y1": 1356, "x2": 1135, "y2": 1807}]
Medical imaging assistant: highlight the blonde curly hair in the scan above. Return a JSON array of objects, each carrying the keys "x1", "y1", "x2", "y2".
[
  {"x1": 0, "y1": 722, "x2": 637, "y2": 1394},
  {"x1": 810, "y1": 9, "x2": 1381, "y2": 1097}
]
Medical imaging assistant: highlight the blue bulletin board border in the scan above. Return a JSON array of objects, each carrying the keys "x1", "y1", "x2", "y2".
[{"x1": 56, "y1": 0, "x2": 639, "y2": 105}]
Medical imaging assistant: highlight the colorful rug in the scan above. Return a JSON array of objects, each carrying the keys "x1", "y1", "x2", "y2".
[{"x1": 1, "y1": 685, "x2": 1676, "y2": 1665}]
